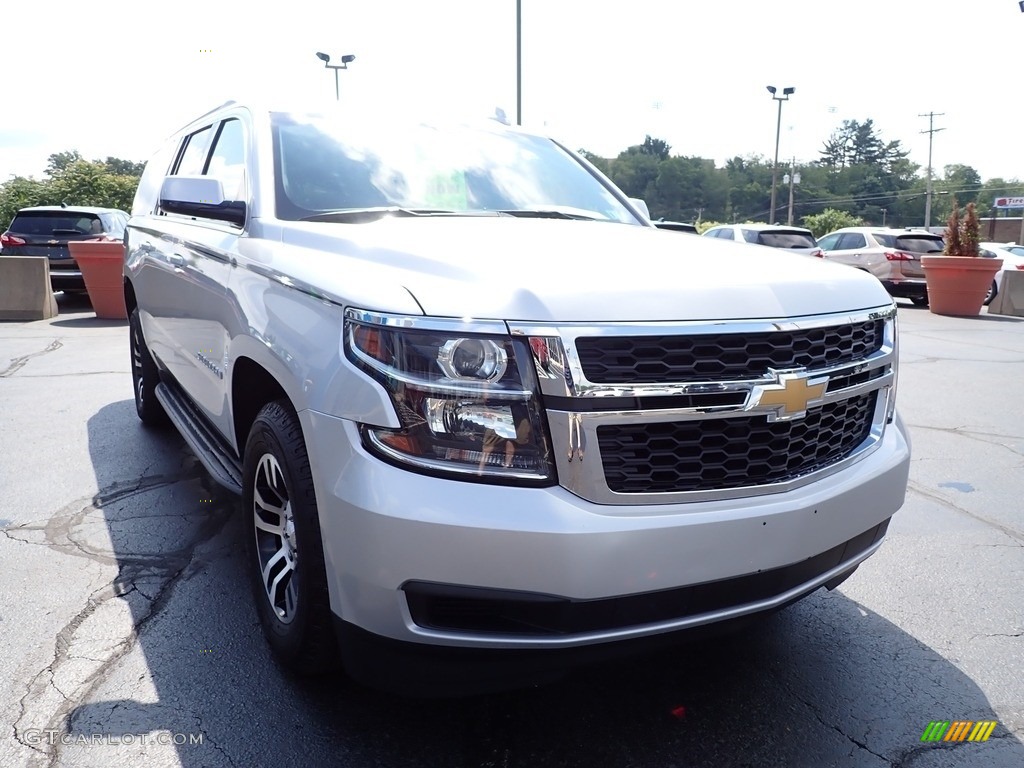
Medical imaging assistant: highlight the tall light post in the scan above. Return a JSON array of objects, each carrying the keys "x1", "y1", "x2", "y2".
[
  {"x1": 315, "y1": 51, "x2": 356, "y2": 101},
  {"x1": 767, "y1": 86, "x2": 795, "y2": 224}
]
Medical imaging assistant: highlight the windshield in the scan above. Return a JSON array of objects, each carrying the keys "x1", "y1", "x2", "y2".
[
  {"x1": 271, "y1": 114, "x2": 638, "y2": 224},
  {"x1": 11, "y1": 212, "x2": 101, "y2": 236},
  {"x1": 875, "y1": 233, "x2": 944, "y2": 253}
]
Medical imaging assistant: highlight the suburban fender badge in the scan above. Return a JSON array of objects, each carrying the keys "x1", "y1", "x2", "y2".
[{"x1": 748, "y1": 369, "x2": 828, "y2": 421}]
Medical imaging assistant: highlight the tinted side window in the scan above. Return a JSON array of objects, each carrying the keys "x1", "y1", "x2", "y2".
[
  {"x1": 205, "y1": 119, "x2": 246, "y2": 202},
  {"x1": 837, "y1": 233, "x2": 866, "y2": 249},
  {"x1": 740, "y1": 229, "x2": 759, "y2": 243},
  {"x1": 174, "y1": 126, "x2": 214, "y2": 176}
]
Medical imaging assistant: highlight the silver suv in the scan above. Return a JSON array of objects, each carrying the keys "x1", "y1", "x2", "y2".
[
  {"x1": 816, "y1": 227, "x2": 944, "y2": 306},
  {"x1": 702, "y1": 223, "x2": 823, "y2": 258},
  {"x1": 124, "y1": 102, "x2": 910, "y2": 694}
]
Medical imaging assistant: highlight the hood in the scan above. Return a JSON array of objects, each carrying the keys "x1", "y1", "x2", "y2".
[{"x1": 267, "y1": 216, "x2": 892, "y2": 322}]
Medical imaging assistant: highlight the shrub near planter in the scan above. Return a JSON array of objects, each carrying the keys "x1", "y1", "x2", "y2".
[
  {"x1": 67, "y1": 240, "x2": 128, "y2": 320},
  {"x1": 922, "y1": 201, "x2": 1001, "y2": 316}
]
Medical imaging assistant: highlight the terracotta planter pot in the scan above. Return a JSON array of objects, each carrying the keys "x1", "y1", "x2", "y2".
[
  {"x1": 68, "y1": 240, "x2": 128, "y2": 320},
  {"x1": 921, "y1": 255, "x2": 1002, "y2": 317}
]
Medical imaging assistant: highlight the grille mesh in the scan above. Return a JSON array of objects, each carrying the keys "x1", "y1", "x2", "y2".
[
  {"x1": 576, "y1": 320, "x2": 884, "y2": 384},
  {"x1": 597, "y1": 392, "x2": 878, "y2": 493}
]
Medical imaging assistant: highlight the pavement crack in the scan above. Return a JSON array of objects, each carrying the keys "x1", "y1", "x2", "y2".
[
  {"x1": 14, "y1": 488, "x2": 235, "y2": 767},
  {"x1": 907, "y1": 480, "x2": 1024, "y2": 544},
  {"x1": 0, "y1": 338, "x2": 63, "y2": 377},
  {"x1": 196, "y1": 714, "x2": 239, "y2": 768},
  {"x1": 771, "y1": 673, "x2": 893, "y2": 766}
]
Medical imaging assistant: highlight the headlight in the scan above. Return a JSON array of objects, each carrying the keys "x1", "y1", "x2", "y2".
[{"x1": 344, "y1": 310, "x2": 555, "y2": 483}]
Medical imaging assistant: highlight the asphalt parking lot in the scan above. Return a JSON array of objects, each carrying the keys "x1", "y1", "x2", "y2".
[{"x1": 1, "y1": 294, "x2": 1022, "y2": 768}]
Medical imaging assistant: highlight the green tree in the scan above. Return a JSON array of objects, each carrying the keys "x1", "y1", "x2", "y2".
[
  {"x1": 103, "y1": 157, "x2": 145, "y2": 177},
  {"x1": 0, "y1": 177, "x2": 50, "y2": 228},
  {"x1": 0, "y1": 151, "x2": 142, "y2": 226},
  {"x1": 940, "y1": 164, "x2": 982, "y2": 206},
  {"x1": 802, "y1": 208, "x2": 864, "y2": 238},
  {"x1": 45, "y1": 150, "x2": 83, "y2": 176}
]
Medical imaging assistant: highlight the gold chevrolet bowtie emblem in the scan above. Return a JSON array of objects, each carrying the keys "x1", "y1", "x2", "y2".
[{"x1": 751, "y1": 370, "x2": 828, "y2": 421}]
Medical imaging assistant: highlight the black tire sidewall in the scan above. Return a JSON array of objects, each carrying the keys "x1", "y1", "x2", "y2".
[{"x1": 243, "y1": 402, "x2": 335, "y2": 670}]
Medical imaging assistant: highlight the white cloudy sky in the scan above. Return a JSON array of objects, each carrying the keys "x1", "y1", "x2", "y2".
[{"x1": 1, "y1": 0, "x2": 1021, "y2": 182}]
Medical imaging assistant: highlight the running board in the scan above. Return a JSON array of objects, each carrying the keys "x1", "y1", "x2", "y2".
[{"x1": 155, "y1": 381, "x2": 244, "y2": 495}]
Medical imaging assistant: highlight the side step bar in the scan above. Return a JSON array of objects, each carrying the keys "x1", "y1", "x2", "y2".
[{"x1": 155, "y1": 381, "x2": 244, "y2": 495}]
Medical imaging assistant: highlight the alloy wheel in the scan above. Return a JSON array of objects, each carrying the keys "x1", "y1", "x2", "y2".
[{"x1": 253, "y1": 453, "x2": 299, "y2": 624}]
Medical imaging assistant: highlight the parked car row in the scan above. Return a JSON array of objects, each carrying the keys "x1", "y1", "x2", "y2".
[{"x1": 697, "y1": 223, "x2": 958, "y2": 307}]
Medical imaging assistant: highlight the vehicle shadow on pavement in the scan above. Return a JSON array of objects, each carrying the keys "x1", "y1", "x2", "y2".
[{"x1": 62, "y1": 400, "x2": 1024, "y2": 768}]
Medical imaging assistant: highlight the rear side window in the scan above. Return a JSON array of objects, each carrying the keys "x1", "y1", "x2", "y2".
[
  {"x1": 756, "y1": 231, "x2": 817, "y2": 248},
  {"x1": 740, "y1": 229, "x2": 759, "y2": 243},
  {"x1": 837, "y1": 233, "x2": 866, "y2": 249}
]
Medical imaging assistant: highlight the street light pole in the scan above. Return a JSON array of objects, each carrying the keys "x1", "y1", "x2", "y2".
[
  {"x1": 767, "y1": 86, "x2": 795, "y2": 225},
  {"x1": 315, "y1": 51, "x2": 356, "y2": 101}
]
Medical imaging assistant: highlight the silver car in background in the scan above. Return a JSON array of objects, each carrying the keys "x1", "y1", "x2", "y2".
[{"x1": 816, "y1": 227, "x2": 943, "y2": 306}]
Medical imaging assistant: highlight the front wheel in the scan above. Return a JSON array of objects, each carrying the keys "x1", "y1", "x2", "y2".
[{"x1": 244, "y1": 401, "x2": 338, "y2": 675}]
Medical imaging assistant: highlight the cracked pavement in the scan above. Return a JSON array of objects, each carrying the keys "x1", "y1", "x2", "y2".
[{"x1": 1, "y1": 294, "x2": 1022, "y2": 768}]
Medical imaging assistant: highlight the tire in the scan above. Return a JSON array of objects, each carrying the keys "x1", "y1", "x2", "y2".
[
  {"x1": 129, "y1": 308, "x2": 170, "y2": 426},
  {"x1": 244, "y1": 400, "x2": 338, "y2": 675},
  {"x1": 984, "y1": 280, "x2": 997, "y2": 306},
  {"x1": 910, "y1": 296, "x2": 929, "y2": 307}
]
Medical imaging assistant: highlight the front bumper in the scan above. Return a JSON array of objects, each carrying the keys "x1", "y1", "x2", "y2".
[{"x1": 301, "y1": 408, "x2": 910, "y2": 656}]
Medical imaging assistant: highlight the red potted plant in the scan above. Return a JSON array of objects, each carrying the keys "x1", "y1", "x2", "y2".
[
  {"x1": 67, "y1": 237, "x2": 128, "y2": 320},
  {"x1": 921, "y1": 200, "x2": 1002, "y2": 316}
]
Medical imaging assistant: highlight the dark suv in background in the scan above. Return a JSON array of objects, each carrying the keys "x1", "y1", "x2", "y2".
[{"x1": 0, "y1": 205, "x2": 129, "y2": 291}]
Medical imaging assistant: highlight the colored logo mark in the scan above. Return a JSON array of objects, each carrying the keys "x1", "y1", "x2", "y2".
[{"x1": 920, "y1": 720, "x2": 997, "y2": 743}]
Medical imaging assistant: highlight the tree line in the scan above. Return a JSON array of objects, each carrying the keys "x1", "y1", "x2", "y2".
[
  {"x1": 0, "y1": 151, "x2": 144, "y2": 227},
  {"x1": 583, "y1": 119, "x2": 1024, "y2": 235}
]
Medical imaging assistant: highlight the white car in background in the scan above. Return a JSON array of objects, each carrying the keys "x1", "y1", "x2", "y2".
[{"x1": 979, "y1": 242, "x2": 1024, "y2": 305}]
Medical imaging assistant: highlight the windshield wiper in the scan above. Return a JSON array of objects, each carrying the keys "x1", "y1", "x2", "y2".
[
  {"x1": 299, "y1": 207, "x2": 465, "y2": 223},
  {"x1": 496, "y1": 209, "x2": 598, "y2": 221}
]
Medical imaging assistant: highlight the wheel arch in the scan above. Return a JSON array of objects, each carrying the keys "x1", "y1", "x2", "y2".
[{"x1": 231, "y1": 356, "x2": 294, "y2": 457}]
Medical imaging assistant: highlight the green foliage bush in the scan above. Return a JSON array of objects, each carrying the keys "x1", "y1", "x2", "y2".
[{"x1": 0, "y1": 152, "x2": 142, "y2": 228}]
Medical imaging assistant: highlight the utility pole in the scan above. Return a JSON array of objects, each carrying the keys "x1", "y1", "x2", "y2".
[{"x1": 919, "y1": 112, "x2": 945, "y2": 229}]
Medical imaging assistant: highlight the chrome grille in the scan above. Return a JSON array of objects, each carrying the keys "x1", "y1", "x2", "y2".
[
  {"x1": 512, "y1": 306, "x2": 897, "y2": 505},
  {"x1": 575, "y1": 319, "x2": 885, "y2": 384},
  {"x1": 597, "y1": 392, "x2": 878, "y2": 494}
]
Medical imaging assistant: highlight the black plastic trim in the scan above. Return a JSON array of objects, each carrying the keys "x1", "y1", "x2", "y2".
[
  {"x1": 403, "y1": 520, "x2": 889, "y2": 637},
  {"x1": 155, "y1": 380, "x2": 243, "y2": 494}
]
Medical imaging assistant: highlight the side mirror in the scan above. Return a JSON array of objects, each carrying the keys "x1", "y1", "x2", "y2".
[{"x1": 159, "y1": 175, "x2": 246, "y2": 226}]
